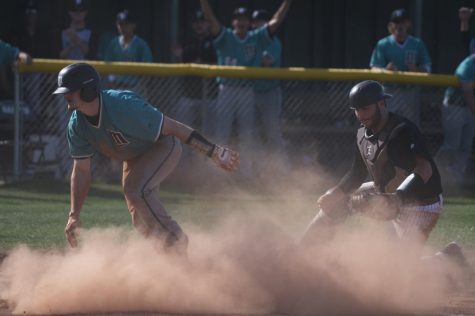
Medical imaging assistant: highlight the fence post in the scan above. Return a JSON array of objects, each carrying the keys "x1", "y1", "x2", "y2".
[{"x1": 13, "y1": 66, "x2": 21, "y2": 181}]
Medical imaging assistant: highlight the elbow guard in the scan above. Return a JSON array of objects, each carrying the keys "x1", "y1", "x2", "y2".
[{"x1": 396, "y1": 173, "x2": 425, "y2": 202}]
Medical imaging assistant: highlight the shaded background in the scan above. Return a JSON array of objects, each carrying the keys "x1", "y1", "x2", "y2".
[{"x1": 0, "y1": 0, "x2": 474, "y2": 74}]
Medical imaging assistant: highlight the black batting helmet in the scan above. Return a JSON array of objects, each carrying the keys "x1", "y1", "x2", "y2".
[
  {"x1": 349, "y1": 80, "x2": 392, "y2": 110},
  {"x1": 53, "y1": 63, "x2": 100, "y2": 102}
]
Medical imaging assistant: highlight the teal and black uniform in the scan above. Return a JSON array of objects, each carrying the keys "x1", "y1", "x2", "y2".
[{"x1": 68, "y1": 90, "x2": 163, "y2": 161}]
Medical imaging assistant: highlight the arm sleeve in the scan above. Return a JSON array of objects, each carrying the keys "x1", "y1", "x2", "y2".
[
  {"x1": 267, "y1": 38, "x2": 282, "y2": 67},
  {"x1": 67, "y1": 119, "x2": 94, "y2": 159},
  {"x1": 0, "y1": 41, "x2": 20, "y2": 65},
  {"x1": 387, "y1": 123, "x2": 429, "y2": 171},
  {"x1": 455, "y1": 58, "x2": 475, "y2": 83},
  {"x1": 417, "y1": 41, "x2": 432, "y2": 73},
  {"x1": 141, "y1": 41, "x2": 153, "y2": 62},
  {"x1": 212, "y1": 27, "x2": 227, "y2": 49},
  {"x1": 369, "y1": 42, "x2": 386, "y2": 68},
  {"x1": 336, "y1": 143, "x2": 368, "y2": 194}
]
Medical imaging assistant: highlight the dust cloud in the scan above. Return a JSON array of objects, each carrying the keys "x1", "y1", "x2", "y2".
[{"x1": 0, "y1": 208, "x2": 454, "y2": 315}]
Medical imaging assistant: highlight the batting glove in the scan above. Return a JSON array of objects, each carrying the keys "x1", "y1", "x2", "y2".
[
  {"x1": 211, "y1": 145, "x2": 240, "y2": 172},
  {"x1": 65, "y1": 212, "x2": 80, "y2": 248}
]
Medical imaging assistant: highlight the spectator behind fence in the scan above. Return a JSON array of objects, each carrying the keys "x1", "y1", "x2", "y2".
[
  {"x1": 104, "y1": 9, "x2": 153, "y2": 95},
  {"x1": 200, "y1": 0, "x2": 292, "y2": 179},
  {"x1": 59, "y1": 0, "x2": 97, "y2": 60},
  {"x1": 251, "y1": 9, "x2": 289, "y2": 175},
  {"x1": 6, "y1": 0, "x2": 55, "y2": 125},
  {"x1": 370, "y1": 9, "x2": 431, "y2": 126},
  {"x1": 171, "y1": 9, "x2": 217, "y2": 128},
  {"x1": 0, "y1": 40, "x2": 31, "y2": 99},
  {"x1": 436, "y1": 44, "x2": 475, "y2": 186},
  {"x1": 7, "y1": 0, "x2": 54, "y2": 59}
]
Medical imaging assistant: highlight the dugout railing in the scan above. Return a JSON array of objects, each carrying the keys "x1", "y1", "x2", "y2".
[{"x1": 2, "y1": 59, "x2": 461, "y2": 186}]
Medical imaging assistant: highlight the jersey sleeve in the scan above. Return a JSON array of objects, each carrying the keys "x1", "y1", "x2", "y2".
[
  {"x1": 417, "y1": 40, "x2": 432, "y2": 73},
  {"x1": 213, "y1": 27, "x2": 229, "y2": 50},
  {"x1": 140, "y1": 40, "x2": 153, "y2": 62},
  {"x1": 455, "y1": 57, "x2": 475, "y2": 84},
  {"x1": 336, "y1": 143, "x2": 368, "y2": 194},
  {"x1": 254, "y1": 25, "x2": 273, "y2": 50},
  {"x1": 67, "y1": 114, "x2": 94, "y2": 159},
  {"x1": 267, "y1": 38, "x2": 282, "y2": 67},
  {"x1": 114, "y1": 92, "x2": 164, "y2": 143},
  {"x1": 369, "y1": 40, "x2": 386, "y2": 68},
  {"x1": 0, "y1": 41, "x2": 20, "y2": 65},
  {"x1": 387, "y1": 122, "x2": 429, "y2": 171}
]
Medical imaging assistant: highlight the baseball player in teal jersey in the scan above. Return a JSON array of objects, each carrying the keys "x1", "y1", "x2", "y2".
[
  {"x1": 53, "y1": 63, "x2": 239, "y2": 255},
  {"x1": 251, "y1": 10, "x2": 288, "y2": 173},
  {"x1": 0, "y1": 40, "x2": 31, "y2": 65},
  {"x1": 438, "y1": 54, "x2": 475, "y2": 184},
  {"x1": 200, "y1": 0, "x2": 292, "y2": 177},
  {"x1": 104, "y1": 10, "x2": 153, "y2": 91},
  {"x1": 370, "y1": 9, "x2": 431, "y2": 126}
]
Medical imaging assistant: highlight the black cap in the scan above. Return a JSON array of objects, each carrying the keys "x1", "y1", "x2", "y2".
[
  {"x1": 232, "y1": 7, "x2": 250, "y2": 19},
  {"x1": 252, "y1": 10, "x2": 271, "y2": 22},
  {"x1": 53, "y1": 63, "x2": 100, "y2": 95},
  {"x1": 69, "y1": 0, "x2": 86, "y2": 12},
  {"x1": 390, "y1": 9, "x2": 409, "y2": 23},
  {"x1": 24, "y1": 0, "x2": 38, "y2": 15},
  {"x1": 193, "y1": 10, "x2": 206, "y2": 22},
  {"x1": 349, "y1": 80, "x2": 392, "y2": 110},
  {"x1": 116, "y1": 9, "x2": 135, "y2": 24}
]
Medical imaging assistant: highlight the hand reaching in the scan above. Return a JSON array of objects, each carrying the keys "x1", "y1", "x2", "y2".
[{"x1": 211, "y1": 145, "x2": 240, "y2": 172}]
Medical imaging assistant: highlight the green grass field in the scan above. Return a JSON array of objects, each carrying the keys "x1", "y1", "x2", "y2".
[{"x1": 0, "y1": 179, "x2": 474, "y2": 252}]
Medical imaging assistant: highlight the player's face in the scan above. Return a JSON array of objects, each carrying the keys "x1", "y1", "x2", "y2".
[
  {"x1": 390, "y1": 20, "x2": 410, "y2": 42},
  {"x1": 63, "y1": 91, "x2": 83, "y2": 111},
  {"x1": 192, "y1": 19, "x2": 209, "y2": 36},
  {"x1": 117, "y1": 22, "x2": 136, "y2": 37},
  {"x1": 354, "y1": 103, "x2": 381, "y2": 130},
  {"x1": 232, "y1": 16, "x2": 251, "y2": 36}
]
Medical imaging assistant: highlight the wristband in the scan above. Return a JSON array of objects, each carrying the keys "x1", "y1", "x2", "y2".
[{"x1": 185, "y1": 131, "x2": 216, "y2": 157}]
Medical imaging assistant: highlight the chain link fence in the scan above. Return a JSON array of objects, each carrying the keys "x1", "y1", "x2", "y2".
[{"x1": 1, "y1": 62, "x2": 466, "y2": 188}]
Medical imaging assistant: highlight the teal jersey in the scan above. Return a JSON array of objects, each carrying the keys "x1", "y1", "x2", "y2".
[
  {"x1": 370, "y1": 35, "x2": 431, "y2": 72},
  {"x1": 67, "y1": 90, "x2": 163, "y2": 161},
  {"x1": 253, "y1": 36, "x2": 282, "y2": 92},
  {"x1": 0, "y1": 40, "x2": 19, "y2": 65},
  {"x1": 104, "y1": 35, "x2": 153, "y2": 85},
  {"x1": 104, "y1": 35, "x2": 153, "y2": 62},
  {"x1": 213, "y1": 26, "x2": 272, "y2": 86},
  {"x1": 444, "y1": 55, "x2": 475, "y2": 106}
]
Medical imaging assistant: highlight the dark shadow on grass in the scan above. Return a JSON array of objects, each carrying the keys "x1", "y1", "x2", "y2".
[{"x1": 2, "y1": 179, "x2": 124, "y2": 200}]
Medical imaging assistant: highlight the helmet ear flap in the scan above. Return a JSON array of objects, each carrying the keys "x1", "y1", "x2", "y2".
[{"x1": 80, "y1": 84, "x2": 98, "y2": 102}]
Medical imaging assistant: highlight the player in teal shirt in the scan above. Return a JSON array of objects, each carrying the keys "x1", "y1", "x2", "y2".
[
  {"x1": 53, "y1": 63, "x2": 239, "y2": 255},
  {"x1": 250, "y1": 9, "x2": 288, "y2": 174},
  {"x1": 200, "y1": 0, "x2": 292, "y2": 177},
  {"x1": 370, "y1": 9, "x2": 431, "y2": 126},
  {"x1": 104, "y1": 10, "x2": 153, "y2": 90},
  {"x1": 438, "y1": 54, "x2": 475, "y2": 184},
  {"x1": 370, "y1": 9, "x2": 431, "y2": 72}
]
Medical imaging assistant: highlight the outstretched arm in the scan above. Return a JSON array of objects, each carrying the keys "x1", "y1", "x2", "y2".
[
  {"x1": 161, "y1": 116, "x2": 239, "y2": 171},
  {"x1": 65, "y1": 158, "x2": 91, "y2": 247},
  {"x1": 200, "y1": 0, "x2": 222, "y2": 36},
  {"x1": 268, "y1": 0, "x2": 293, "y2": 35}
]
